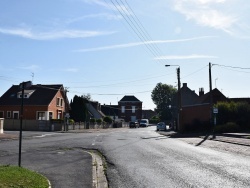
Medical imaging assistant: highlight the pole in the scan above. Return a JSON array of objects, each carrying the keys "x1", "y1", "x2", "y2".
[
  {"x1": 177, "y1": 67, "x2": 181, "y2": 131},
  {"x1": 18, "y1": 82, "x2": 24, "y2": 167},
  {"x1": 209, "y1": 63, "x2": 215, "y2": 138}
]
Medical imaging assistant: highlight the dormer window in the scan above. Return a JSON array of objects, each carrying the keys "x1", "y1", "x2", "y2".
[{"x1": 17, "y1": 90, "x2": 35, "y2": 99}]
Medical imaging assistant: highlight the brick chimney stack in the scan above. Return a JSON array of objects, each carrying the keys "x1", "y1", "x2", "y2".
[{"x1": 199, "y1": 88, "x2": 204, "y2": 96}]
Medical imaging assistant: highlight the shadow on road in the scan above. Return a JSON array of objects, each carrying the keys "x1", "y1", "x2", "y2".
[{"x1": 195, "y1": 134, "x2": 209, "y2": 146}]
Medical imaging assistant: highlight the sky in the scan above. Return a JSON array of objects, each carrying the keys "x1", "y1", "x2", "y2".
[{"x1": 1, "y1": 0, "x2": 250, "y2": 110}]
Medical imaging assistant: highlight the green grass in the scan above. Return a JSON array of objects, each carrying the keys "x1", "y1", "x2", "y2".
[{"x1": 0, "y1": 165, "x2": 49, "y2": 188}]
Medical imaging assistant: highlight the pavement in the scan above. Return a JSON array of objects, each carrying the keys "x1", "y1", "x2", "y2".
[
  {"x1": 1, "y1": 129, "x2": 250, "y2": 187},
  {"x1": 159, "y1": 131, "x2": 250, "y2": 147}
]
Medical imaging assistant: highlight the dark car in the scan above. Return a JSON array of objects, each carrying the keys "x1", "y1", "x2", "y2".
[{"x1": 129, "y1": 121, "x2": 139, "y2": 128}]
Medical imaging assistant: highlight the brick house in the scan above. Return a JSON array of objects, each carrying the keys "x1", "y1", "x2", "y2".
[
  {"x1": 0, "y1": 81, "x2": 70, "y2": 121},
  {"x1": 118, "y1": 95, "x2": 142, "y2": 122},
  {"x1": 175, "y1": 83, "x2": 228, "y2": 131}
]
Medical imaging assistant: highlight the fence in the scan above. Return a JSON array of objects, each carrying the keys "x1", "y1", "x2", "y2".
[
  {"x1": 66, "y1": 121, "x2": 128, "y2": 130},
  {"x1": 3, "y1": 119, "x2": 129, "y2": 131}
]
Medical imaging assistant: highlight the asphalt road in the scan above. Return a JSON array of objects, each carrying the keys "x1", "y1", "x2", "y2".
[
  {"x1": 95, "y1": 126, "x2": 250, "y2": 188},
  {"x1": 1, "y1": 127, "x2": 250, "y2": 188}
]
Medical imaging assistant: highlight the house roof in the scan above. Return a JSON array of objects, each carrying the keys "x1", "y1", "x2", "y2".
[
  {"x1": 195, "y1": 88, "x2": 228, "y2": 104},
  {"x1": 119, "y1": 95, "x2": 142, "y2": 103},
  {"x1": 101, "y1": 105, "x2": 119, "y2": 116},
  {"x1": 0, "y1": 83, "x2": 63, "y2": 106}
]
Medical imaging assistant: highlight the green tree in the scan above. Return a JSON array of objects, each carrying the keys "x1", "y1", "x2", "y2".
[
  {"x1": 151, "y1": 83, "x2": 177, "y2": 121},
  {"x1": 103, "y1": 116, "x2": 113, "y2": 123},
  {"x1": 70, "y1": 95, "x2": 88, "y2": 122}
]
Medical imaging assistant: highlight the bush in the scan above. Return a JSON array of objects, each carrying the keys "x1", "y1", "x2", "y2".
[
  {"x1": 103, "y1": 116, "x2": 113, "y2": 123},
  {"x1": 150, "y1": 115, "x2": 160, "y2": 124},
  {"x1": 96, "y1": 118, "x2": 103, "y2": 124},
  {"x1": 214, "y1": 122, "x2": 240, "y2": 133},
  {"x1": 68, "y1": 119, "x2": 74, "y2": 124},
  {"x1": 90, "y1": 118, "x2": 96, "y2": 123}
]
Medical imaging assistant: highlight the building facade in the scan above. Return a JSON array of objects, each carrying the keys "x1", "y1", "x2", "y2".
[{"x1": 118, "y1": 95, "x2": 142, "y2": 122}]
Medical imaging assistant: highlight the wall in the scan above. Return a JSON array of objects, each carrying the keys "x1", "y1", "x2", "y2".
[
  {"x1": 4, "y1": 119, "x2": 63, "y2": 131},
  {"x1": 181, "y1": 103, "x2": 210, "y2": 131},
  {"x1": 118, "y1": 102, "x2": 142, "y2": 122}
]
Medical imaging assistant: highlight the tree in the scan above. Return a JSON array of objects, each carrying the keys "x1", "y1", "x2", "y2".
[
  {"x1": 70, "y1": 95, "x2": 88, "y2": 122},
  {"x1": 151, "y1": 83, "x2": 177, "y2": 121}
]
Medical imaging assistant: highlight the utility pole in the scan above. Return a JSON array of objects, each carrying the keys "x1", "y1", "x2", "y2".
[
  {"x1": 18, "y1": 82, "x2": 24, "y2": 167},
  {"x1": 177, "y1": 67, "x2": 181, "y2": 132},
  {"x1": 165, "y1": 64, "x2": 181, "y2": 132},
  {"x1": 18, "y1": 81, "x2": 31, "y2": 167},
  {"x1": 209, "y1": 63, "x2": 215, "y2": 138}
]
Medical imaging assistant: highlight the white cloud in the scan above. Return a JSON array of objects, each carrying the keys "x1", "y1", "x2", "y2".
[
  {"x1": 63, "y1": 68, "x2": 79, "y2": 73},
  {"x1": 155, "y1": 54, "x2": 218, "y2": 60},
  {"x1": 75, "y1": 36, "x2": 217, "y2": 52},
  {"x1": 66, "y1": 13, "x2": 122, "y2": 24},
  {"x1": 81, "y1": 0, "x2": 131, "y2": 15},
  {"x1": 173, "y1": 0, "x2": 238, "y2": 34},
  {"x1": 0, "y1": 28, "x2": 116, "y2": 40},
  {"x1": 18, "y1": 65, "x2": 40, "y2": 71}
]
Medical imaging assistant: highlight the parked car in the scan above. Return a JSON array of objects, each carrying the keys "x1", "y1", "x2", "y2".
[
  {"x1": 129, "y1": 121, "x2": 139, "y2": 128},
  {"x1": 156, "y1": 122, "x2": 166, "y2": 131},
  {"x1": 139, "y1": 119, "x2": 149, "y2": 127}
]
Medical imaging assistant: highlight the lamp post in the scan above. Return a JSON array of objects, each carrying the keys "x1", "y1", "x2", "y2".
[{"x1": 165, "y1": 65, "x2": 181, "y2": 131}]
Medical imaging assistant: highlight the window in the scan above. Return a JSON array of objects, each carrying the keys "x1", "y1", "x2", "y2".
[
  {"x1": 7, "y1": 111, "x2": 11, "y2": 118},
  {"x1": 37, "y1": 112, "x2": 46, "y2": 120},
  {"x1": 57, "y1": 98, "x2": 64, "y2": 107},
  {"x1": 132, "y1": 106, "x2": 135, "y2": 113},
  {"x1": 49, "y1": 112, "x2": 53, "y2": 120},
  {"x1": 56, "y1": 98, "x2": 60, "y2": 106},
  {"x1": 13, "y1": 111, "x2": 19, "y2": 119},
  {"x1": 60, "y1": 98, "x2": 63, "y2": 107},
  {"x1": 0, "y1": 111, "x2": 3, "y2": 118},
  {"x1": 121, "y1": 106, "x2": 125, "y2": 113}
]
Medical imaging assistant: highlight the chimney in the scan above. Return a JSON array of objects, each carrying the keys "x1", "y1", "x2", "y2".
[
  {"x1": 183, "y1": 83, "x2": 187, "y2": 88},
  {"x1": 199, "y1": 88, "x2": 204, "y2": 96}
]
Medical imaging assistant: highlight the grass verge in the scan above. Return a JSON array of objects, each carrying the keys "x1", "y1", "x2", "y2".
[{"x1": 0, "y1": 165, "x2": 49, "y2": 188}]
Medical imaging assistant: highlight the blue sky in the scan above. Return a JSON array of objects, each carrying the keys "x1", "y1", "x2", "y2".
[{"x1": 1, "y1": 0, "x2": 250, "y2": 110}]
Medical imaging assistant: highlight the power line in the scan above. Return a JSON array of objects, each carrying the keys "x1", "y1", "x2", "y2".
[
  {"x1": 213, "y1": 64, "x2": 250, "y2": 73},
  {"x1": 119, "y1": 0, "x2": 165, "y2": 59},
  {"x1": 213, "y1": 64, "x2": 250, "y2": 70},
  {"x1": 108, "y1": 0, "x2": 167, "y2": 64},
  {"x1": 181, "y1": 65, "x2": 208, "y2": 79}
]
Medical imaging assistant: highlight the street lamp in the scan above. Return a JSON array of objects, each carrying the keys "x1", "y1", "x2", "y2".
[{"x1": 165, "y1": 65, "x2": 181, "y2": 131}]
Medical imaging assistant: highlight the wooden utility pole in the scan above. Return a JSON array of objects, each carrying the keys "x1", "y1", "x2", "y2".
[{"x1": 177, "y1": 67, "x2": 182, "y2": 132}]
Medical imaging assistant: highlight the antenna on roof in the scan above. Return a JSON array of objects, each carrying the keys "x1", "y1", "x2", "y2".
[{"x1": 31, "y1": 72, "x2": 34, "y2": 83}]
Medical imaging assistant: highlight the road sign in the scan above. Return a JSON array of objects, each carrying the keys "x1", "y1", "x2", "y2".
[{"x1": 213, "y1": 107, "x2": 218, "y2": 114}]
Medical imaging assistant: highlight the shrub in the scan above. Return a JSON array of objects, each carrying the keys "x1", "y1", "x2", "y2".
[
  {"x1": 103, "y1": 116, "x2": 113, "y2": 123},
  {"x1": 90, "y1": 118, "x2": 96, "y2": 123},
  {"x1": 96, "y1": 118, "x2": 103, "y2": 124},
  {"x1": 215, "y1": 122, "x2": 240, "y2": 133},
  {"x1": 68, "y1": 119, "x2": 74, "y2": 124}
]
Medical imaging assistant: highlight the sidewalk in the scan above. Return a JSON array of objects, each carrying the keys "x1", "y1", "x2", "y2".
[{"x1": 159, "y1": 131, "x2": 250, "y2": 147}]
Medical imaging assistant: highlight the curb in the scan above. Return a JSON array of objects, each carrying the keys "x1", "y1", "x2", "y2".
[{"x1": 87, "y1": 150, "x2": 108, "y2": 188}]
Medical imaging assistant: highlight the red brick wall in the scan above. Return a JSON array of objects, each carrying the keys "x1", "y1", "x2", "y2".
[
  {"x1": 181, "y1": 104, "x2": 210, "y2": 129},
  {"x1": 118, "y1": 102, "x2": 142, "y2": 122}
]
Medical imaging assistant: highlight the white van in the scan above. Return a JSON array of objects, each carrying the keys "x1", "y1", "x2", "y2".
[{"x1": 139, "y1": 119, "x2": 149, "y2": 127}]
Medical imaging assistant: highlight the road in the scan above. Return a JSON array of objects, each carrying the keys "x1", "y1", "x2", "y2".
[{"x1": 1, "y1": 127, "x2": 250, "y2": 188}]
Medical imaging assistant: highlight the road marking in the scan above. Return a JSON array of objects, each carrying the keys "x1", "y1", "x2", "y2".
[{"x1": 33, "y1": 133, "x2": 61, "y2": 138}]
